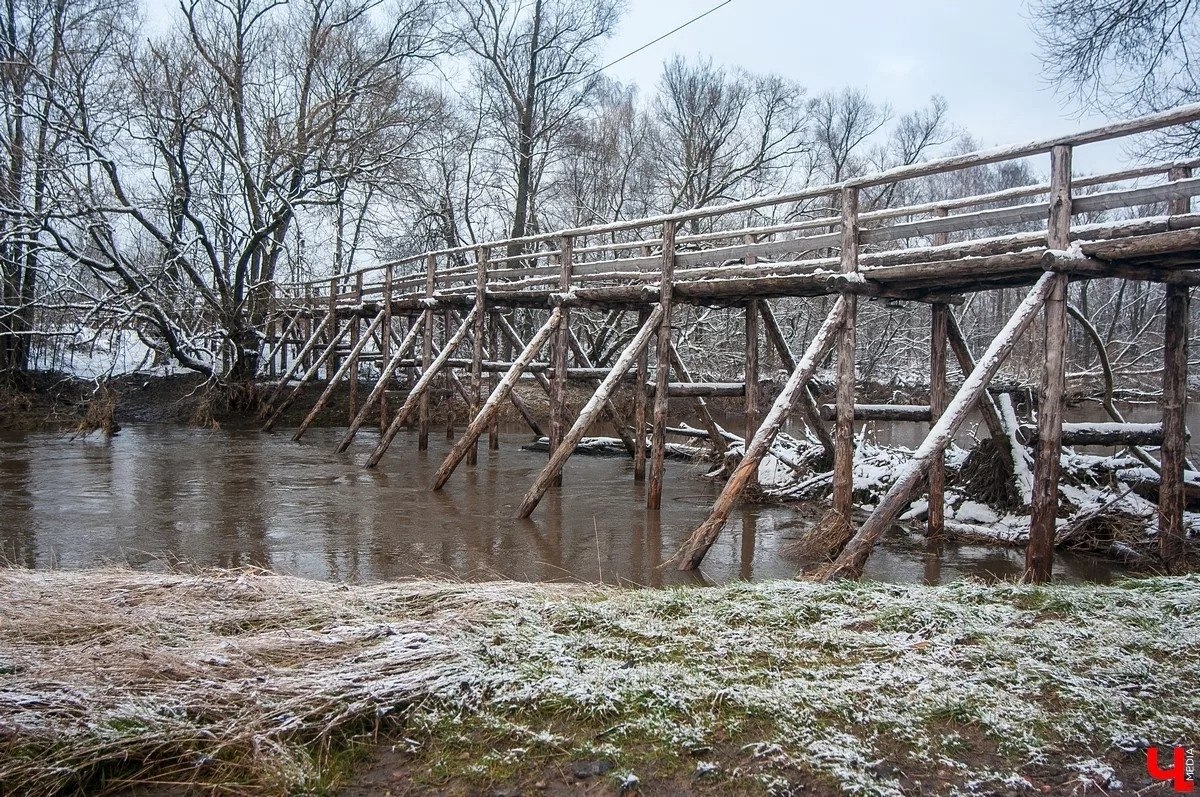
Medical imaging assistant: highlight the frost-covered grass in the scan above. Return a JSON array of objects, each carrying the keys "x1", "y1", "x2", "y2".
[{"x1": 2, "y1": 568, "x2": 1197, "y2": 795}]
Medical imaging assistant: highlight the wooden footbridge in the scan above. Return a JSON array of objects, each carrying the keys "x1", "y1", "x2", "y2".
[{"x1": 259, "y1": 104, "x2": 1200, "y2": 581}]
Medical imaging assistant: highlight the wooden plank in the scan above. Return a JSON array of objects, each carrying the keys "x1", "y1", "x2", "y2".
[
  {"x1": 1027, "y1": 144, "x2": 1072, "y2": 584},
  {"x1": 824, "y1": 273, "x2": 1057, "y2": 580},
  {"x1": 672, "y1": 297, "x2": 849, "y2": 570}
]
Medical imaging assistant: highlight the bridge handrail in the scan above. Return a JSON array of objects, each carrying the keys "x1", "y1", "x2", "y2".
[{"x1": 280, "y1": 101, "x2": 1200, "y2": 300}]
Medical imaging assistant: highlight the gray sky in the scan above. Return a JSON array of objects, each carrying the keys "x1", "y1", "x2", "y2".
[
  {"x1": 141, "y1": 0, "x2": 1130, "y2": 174},
  {"x1": 599, "y1": 0, "x2": 1126, "y2": 174}
]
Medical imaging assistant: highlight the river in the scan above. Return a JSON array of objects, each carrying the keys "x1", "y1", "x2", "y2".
[{"x1": 0, "y1": 420, "x2": 1132, "y2": 586}]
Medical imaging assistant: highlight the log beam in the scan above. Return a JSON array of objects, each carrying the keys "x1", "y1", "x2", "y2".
[{"x1": 672, "y1": 297, "x2": 849, "y2": 570}]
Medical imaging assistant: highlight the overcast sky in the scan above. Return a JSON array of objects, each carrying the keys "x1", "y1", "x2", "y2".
[
  {"x1": 142, "y1": 0, "x2": 1129, "y2": 173},
  {"x1": 599, "y1": 0, "x2": 1125, "y2": 173}
]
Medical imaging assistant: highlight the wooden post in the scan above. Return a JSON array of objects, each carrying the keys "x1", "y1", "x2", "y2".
[
  {"x1": 667, "y1": 344, "x2": 728, "y2": 456},
  {"x1": 744, "y1": 234, "x2": 761, "y2": 455},
  {"x1": 419, "y1": 254, "x2": 435, "y2": 451},
  {"x1": 468, "y1": 247, "x2": 489, "y2": 466},
  {"x1": 260, "y1": 312, "x2": 335, "y2": 413},
  {"x1": 549, "y1": 236, "x2": 573, "y2": 486},
  {"x1": 825, "y1": 274, "x2": 1057, "y2": 580},
  {"x1": 672, "y1": 298, "x2": 849, "y2": 570},
  {"x1": 380, "y1": 265, "x2": 393, "y2": 431},
  {"x1": 928, "y1": 303, "x2": 948, "y2": 537},
  {"x1": 294, "y1": 310, "x2": 385, "y2": 441},
  {"x1": 1027, "y1": 145, "x2": 1072, "y2": 584},
  {"x1": 261, "y1": 321, "x2": 353, "y2": 431},
  {"x1": 267, "y1": 283, "x2": 278, "y2": 378},
  {"x1": 366, "y1": 305, "x2": 478, "y2": 468},
  {"x1": 347, "y1": 274, "x2": 363, "y2": 420},
  {"x1": 488, "y1": 311, "x2": 501, "y2": 450},
  {"x1": 336, "y1": 314, "x2": 426, "y2": 452},
  {"x1": 633, "y1": 306, "x2": 650, "y2": 481},
  {"x1": 833, "y1": 186, "x2": 859, "y2": 521},
  {"x1": 759, "y1": 300, "x2": 834, "y2": 460},
  {"x1": 327, "y1": 277, "x2": 339, "y2": 378},
  {"x1": 444, "y1": 308, "x2": 456, "y2": 441},
  {"x1": 433, "y1": 309, "x2": 563, "y2": 490},
  {"x1": 744, "y1": 299, "x2": 761, "y2": 456},
  {"x1": 647, "y1": 222, "x2": 676, "y2": 510},
  {"x1": 566, "y1": 325, "x2": 640, "y2": 456},
  {"x1": 519, "y1": 306, "x2": 664, "y2": 519},
  {"x1": 1161, "y1": 165, "x2": 1192, "y2": 572}
]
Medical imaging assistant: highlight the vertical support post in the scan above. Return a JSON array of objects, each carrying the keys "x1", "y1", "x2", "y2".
[
  {"x1": 380, "y1": 265, "x2": 393, "y2": 431},
  {"x1": 633, "y1": 306, "x2": 650, "y2": 482},
  {"x1": 327, "y1": 277, "x2": 339, "y2": 379},
  {"x1": 488, "y1": 310, "x2": 501, "y2": 450},
  {"x1": 301, "y1": 285, "x2": 313, "y2": 371},
  {"x1": 1161, "y1": 165, "x2": 1192, "y2": 572},
  {"x1": 744, "y1": 235, "x2": 761, "y2": 484},
  {"x1": 468, "y1": 247, "x2": 489, "y2": 466},
  {"x1": 549, "y1": 236, "x2": 573, "y2": 486},
  {"x1": 1027, "y1": 144, "x2": 1072, "y2": 583},
  {"x1": 347, "y1": 273, "x2": 363, "y2": 420},
  {"x1": 648, "y1": 222, "x2": 676, "y2": 510},
  {"x1": 445, "y1": 308, "x2": 456, "y2": 440},
  {"x1": 419, "y1": 253, "x2": 435, "y2": 451},
  {"x1": 267, "y1": 283, "x2": 278, "y2": 378},
  {"x1": 833, "y1": 186, "x2": 859, "y2": 522},
  {"x1": 928, "y1": 303, "x2": 948, "y2": 537},
  {"x1": 745, "y1": 301, "x2": 761, "y2": 445}
]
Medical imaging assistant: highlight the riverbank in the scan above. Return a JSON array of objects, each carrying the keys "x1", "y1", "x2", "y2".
[{"x1": 1, "y1": 568, "x2": 1196, "y2": 796}]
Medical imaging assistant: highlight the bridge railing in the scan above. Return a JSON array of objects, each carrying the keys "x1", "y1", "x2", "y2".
[{"x1": 275, "y1": 102, "x2": 1200, "y2": 310}]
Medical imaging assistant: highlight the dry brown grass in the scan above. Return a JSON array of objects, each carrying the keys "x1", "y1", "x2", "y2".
[
  {"x1": 0, "y1": 567, "x2": 548, "y2": 796},
  {"x1": 784, "y1": 508, "x2": 854, "y2": 561},
  {"x1": 74, "y1": 383, "x2": 120, "y2": 437}
]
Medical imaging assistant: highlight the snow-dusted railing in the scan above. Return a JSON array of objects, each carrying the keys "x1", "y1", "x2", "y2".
[{"x1": 277, "y1": 102, "x2": 1200, "y2": 309}]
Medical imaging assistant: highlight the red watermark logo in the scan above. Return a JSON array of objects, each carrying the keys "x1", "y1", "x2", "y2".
[{"x1": 1148, "y1": 747, "x2": 1196, "y2": 793}]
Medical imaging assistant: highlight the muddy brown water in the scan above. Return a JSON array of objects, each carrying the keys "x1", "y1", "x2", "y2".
[{"x1": 0, "y1": 413, "x2": 1140, "y2": 586}]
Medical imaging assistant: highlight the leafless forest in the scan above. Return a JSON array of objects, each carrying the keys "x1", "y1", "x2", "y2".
[{"x1": 0, "y1": 0, "x2": 1196, "y2": 395}]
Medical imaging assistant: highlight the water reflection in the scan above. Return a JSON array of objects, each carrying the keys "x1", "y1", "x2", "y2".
[{"x1": 0, "y1": 423, "x2": 1124, "y2": 586}]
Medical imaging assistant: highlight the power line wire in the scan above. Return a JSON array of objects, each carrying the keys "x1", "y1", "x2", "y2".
[{"x1": 569, "y1": 0, "x2": 737, "y2": 88}]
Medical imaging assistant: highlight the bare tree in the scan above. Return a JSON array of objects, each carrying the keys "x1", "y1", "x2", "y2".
[
  {"x1": 655, "y1": 55, "x2": 808, "y2": 228},
  {"x1": 30, "y1": 0, "x2": 440, "y2": 380},
  {"x1": 1033, "y1": 0, "x2": 1200, "y2": 154},
  {"x1": 448, "y1": 0, "x2": 622, "y2": 260}
]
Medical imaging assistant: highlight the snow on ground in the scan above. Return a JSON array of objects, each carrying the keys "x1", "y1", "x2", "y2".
[{"x1": 5, "y1": 568, "x2": 1196, "y2": 795}]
